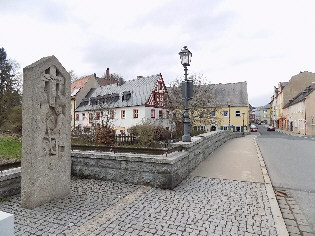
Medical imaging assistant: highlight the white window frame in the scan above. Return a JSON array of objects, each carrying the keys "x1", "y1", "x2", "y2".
[
  {"x1": 210, "y1": 110, "x2": 216, "y2": 117},
  {"x1": 235, "y1": 110, "x2": 241, "y2": 117},
  {"x1": 223, "y1": 110, "x2": 229, "y2": 117},
  {"x1": 222, "y1": 126, "x2": 229, "y2": 130}
]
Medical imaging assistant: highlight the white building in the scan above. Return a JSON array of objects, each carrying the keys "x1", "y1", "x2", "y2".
[{"x1": 74, "y1": 74, "x2": 171, "y2": 134}]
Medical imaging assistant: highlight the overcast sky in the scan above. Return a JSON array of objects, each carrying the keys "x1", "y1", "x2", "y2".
[{"x1": 1, "y1": 0, "x2": 315, "y2": 107}]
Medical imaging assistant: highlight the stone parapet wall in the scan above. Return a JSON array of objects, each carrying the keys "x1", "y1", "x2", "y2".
[
  {"x1": 0, "y1": 168, "x2": 21, "y2": 199},
  {"x1": 0, "y1": 131, "x2": 242, "y2": 197},
  {"x1": 72, "y1": 131, "x2": 242, "y2": 189}
]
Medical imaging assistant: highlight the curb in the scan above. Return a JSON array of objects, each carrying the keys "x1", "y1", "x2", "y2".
[
  {"x1": 275, "y1": 129, "x2": 315, "y2": 139},
  {"x1": 253, "y1": 136, "x2": 289, "y2": 236}
]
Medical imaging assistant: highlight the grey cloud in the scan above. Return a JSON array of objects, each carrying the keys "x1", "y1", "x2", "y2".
[
  {"x1": 82, "y1": 40, "x2": 179, "y2": 79},
  {"x1": 131, "y1": 0, "x2": 232, "y2": 39},
  {"x1": 0, "y1": 0, "x2": 70, "y2": 23}
]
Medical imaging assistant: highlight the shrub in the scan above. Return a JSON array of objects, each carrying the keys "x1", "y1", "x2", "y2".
[
  {"x1": 129, "y1": 123, "x2": 171, "y2": 147},
  {"x1": 95, "y1": 124, "x2": 115, "y2": 145}
]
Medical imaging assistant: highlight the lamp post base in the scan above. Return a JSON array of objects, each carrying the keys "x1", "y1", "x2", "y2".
[{"x1": 182, "y1": 134, "x2": 191, "y2": 142}]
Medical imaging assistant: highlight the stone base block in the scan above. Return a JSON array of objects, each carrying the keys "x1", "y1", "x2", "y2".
[{"x1": 0, "y1": 211, "x2": 14, "y2": 236}]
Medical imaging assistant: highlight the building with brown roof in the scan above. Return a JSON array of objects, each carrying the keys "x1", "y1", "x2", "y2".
[
  {"x1": 276, "y1": 71, "x2": 315, "y2": 129},
  {"x1": 283, "y1": 84, "x2": 315, "y2": 135},
  {"x1": 71, "y1": 74, "x2": 99, "y2": 128}
]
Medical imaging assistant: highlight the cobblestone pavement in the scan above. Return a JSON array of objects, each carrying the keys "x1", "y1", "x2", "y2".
[
  {"x1": 275, "y1": 188, "x2": 314, "y2": 236},
  {"x1": 0, "y1": 177, "x2": 278, "y2": 236}
]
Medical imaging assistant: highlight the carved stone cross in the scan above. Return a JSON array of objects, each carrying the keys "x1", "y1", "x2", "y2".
[{"x1": 41, "y1": 66, "x2": 64, "y2": 108}]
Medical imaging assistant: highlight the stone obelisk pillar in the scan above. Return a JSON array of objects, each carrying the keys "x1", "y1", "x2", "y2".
[{"x1": 21, "y1": 56, "x2": 71, "y2": 209}]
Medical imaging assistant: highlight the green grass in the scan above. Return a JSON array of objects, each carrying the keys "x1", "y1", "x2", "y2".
[{"x1": 0, "y1": 137, "x2": 22, "y2": 160}]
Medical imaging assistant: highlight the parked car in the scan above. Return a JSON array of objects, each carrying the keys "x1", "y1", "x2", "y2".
[
  {"x1": 267, "y1": 126, "x2": 275, "y2": 131},
  {"x1": 250, "y1": 124, "x2": 258, "y2": 132}
]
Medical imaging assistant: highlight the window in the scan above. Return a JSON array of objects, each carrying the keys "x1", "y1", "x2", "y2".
[
  {"x1": 89, "y1": 113, "x2": 93, "y2": 123},
  {"x1": 95, "y1": 112, "x2": 100, "y2": 120},
  {"x1": 151, "y1": 109, "x2": 155, "y2": 118},
  {"x1": 210, "y1": 110, "x2": 216, "y2": 117},
  {"x1": 222, "y1": 126, "x2": 229, "y2": 130},
  {"x1": 82, "y1": 113, "x2": 86, "y2": 120},
  {"x1": 121, "y1": 110, "x2": 126, "y2": 119},
  {"x1": 158, "y1": 83, "x2": 163, "y2": 90},
  {"x1": 223, "y1": 111, "x2": 229, "y2": 117},
  {"x1": 133, "y1": 109, "x2": 139, "y2": 118},
  {"x1": 159, "y1": 110, "x2": 163, "y2": 119},
  {"x1": 75, "y1": 114, "x2": 79, "y2": 121},
  {"x1": 235, "y1": 110, "x2": 241, "y2": 117},
  {"x1": 235, "y1": 126, "x2": 241, "y2": 132},
  {"x1": 193, "y1": 126, "x2": 205, "y2": 131},
  {"x1": 199, "y1": 111, "x2": 205, "y2": 118},
  {"x1": 109, "y1": 110, "x2": 114, "y2": 119}
]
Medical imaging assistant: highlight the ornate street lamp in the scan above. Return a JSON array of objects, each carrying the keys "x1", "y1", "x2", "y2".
[
  {"x1": 179, "y1": 46, "x2": 193, "y2": 142},
  {"x1": 228, "y1": 104, "x2": 231, "y2": 131},
  {"x1": 242, "y1": 112, "x2": 245, "y2": 135}
]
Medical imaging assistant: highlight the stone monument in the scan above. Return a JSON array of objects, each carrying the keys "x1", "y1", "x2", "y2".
[{"x1": 21, "y1": 56, "x2": 71, "y2": 209}]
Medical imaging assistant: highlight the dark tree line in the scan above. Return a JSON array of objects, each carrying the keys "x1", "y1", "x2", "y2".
[{"x1": 0, "y1": 47, "x2": 22, "y2": 134}]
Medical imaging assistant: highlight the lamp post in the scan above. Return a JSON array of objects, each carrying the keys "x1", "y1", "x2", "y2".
[
  {"x1": 179, "y1": 46, "x2": 193, "y2": 142},
  {"x1": 228, "y1": 104, "x2": 231, "y2": 131},
  {"x1": 242, "y1": 112, "x2": 245, "y2": 135}
]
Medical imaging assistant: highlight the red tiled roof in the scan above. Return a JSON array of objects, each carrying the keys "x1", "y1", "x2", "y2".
[{"x1": 71, "y1": 75, "x2": 92, "y2": 93}]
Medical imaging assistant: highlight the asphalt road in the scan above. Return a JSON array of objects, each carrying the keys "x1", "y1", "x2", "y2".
[{"x1": 256, "y1": 125, "x2": 315, "y2": 233}]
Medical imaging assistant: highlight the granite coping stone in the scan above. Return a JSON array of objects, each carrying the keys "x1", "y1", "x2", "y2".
[
  {"x1": 0, "y1": 168, "x2": 21, "y2": 181},
  {"x1": 71, "y1": 150, "x2": 189, "y2": 164}
]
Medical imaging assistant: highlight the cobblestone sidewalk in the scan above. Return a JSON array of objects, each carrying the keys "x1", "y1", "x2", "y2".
[{"x1": 0, "y1": 176, "x2": 278, "y2": 236}]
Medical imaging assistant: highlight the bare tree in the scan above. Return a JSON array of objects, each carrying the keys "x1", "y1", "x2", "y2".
[
  {"x1": 167, "y1": 74, "x2": 222, "y2": 135},
  {"x1": 68, "y1": 70, "x2": 78, "y2": 82}
]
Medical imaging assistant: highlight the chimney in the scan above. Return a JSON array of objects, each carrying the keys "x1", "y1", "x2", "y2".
[
  {"x1": 106, "y1": 68, "x2": 110, "y2": 79},
  {"x1": 137, "y1": 76, "x2": 143, "y2": 79},
  {"x1": 118, "y1": 77, "x2": 123, "y2": 85}
]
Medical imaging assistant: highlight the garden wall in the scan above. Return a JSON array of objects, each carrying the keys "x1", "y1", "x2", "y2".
[
  {"x1": 71, "y1": 131, "x2": 242, "y2": 189},
  {"x1": 0, "y1": 168, "x2": 21, "y2": 199}
]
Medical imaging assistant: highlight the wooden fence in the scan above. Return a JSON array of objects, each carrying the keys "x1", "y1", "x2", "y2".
[{"x1": 115, "y1": 134, "x2": 136, "y2": 145}]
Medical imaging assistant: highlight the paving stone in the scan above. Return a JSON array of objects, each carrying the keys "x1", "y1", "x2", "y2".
[
  {"x1": 299, "y1": 224, "x2": 313, "y2": 233},
  {"x1": 0, "y1": 177, "x2": 278, "y2": 235}
]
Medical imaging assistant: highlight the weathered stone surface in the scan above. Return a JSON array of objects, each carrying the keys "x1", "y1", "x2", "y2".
[{"x1": 21, "y1": 56, "x2": 71, "y2": 209}]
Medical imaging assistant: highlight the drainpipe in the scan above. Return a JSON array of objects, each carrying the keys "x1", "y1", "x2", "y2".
[
  {"x1": 73, "y1": 99, "x2": 76, "y2": 130},
  {"x1": 305, "y1": 104, "x2": 307, "y2": 135}
]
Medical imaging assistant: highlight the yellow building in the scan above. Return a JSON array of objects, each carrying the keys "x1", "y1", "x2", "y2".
[{"x1": 190, "y1": 82, "x2": 249, "y2": 132}]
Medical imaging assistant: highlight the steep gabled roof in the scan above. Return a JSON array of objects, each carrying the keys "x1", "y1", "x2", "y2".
[
  {"x1": 283, "y1": 85, "x2": 315, "y2": 109},
  {"x1": 71, "y1": 74, "x2": 95, "y2": 98},
  {"x1": 206, "y1": 82, "x2": 248, "y2": 107},
  {"x1": 280, "y1": 82, "x2": 288, "y2": 90},
  {"x1": 76, "y1": 74, "x2": 160, "y2": 111}
]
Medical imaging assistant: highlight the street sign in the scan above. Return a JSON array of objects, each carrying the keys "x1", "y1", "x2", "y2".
[{"x1": 182, "y1": 80, "x2": 193, "y2": 100}]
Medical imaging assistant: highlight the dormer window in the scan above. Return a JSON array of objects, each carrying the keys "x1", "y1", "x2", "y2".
[
  {"x1": 90, "y1": 97, "x2": 98, "y2": 106},
  {"x1": 122, "y1": 91, "x2": 131, "y2": 101},
  {"x1": 112, "y1": 93, "x2": 119, "y2": 102}
]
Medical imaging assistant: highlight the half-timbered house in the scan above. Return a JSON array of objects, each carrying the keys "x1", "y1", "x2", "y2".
[{"x1": 74, "y1": 74, "x2": 171, "y2": 134}]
